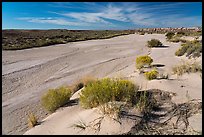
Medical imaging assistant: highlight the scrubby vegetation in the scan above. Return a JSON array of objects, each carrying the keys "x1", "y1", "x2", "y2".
[
  {"x1": 165, "y1": 32, "x2": 175, "y2": 40},
  {"x1": 172, "y1": 61, "x2": 202, "y2": 76},
  {"x1": 27, "y1": 113, "x2": 38, "y2": 128},
  {"x1": 147, "y1": 39, "x2": 163, "y2": 48},
  {"x1": 165, "y1": 30, "x2": 202, "y2": 43},
  {"x1": 139, "y1": 32, "x2": 145, "y2": 35},
  {"x1": 69, "y1": 76, "x2": 97, "y2": 93},
  {"x1": 2, "y1": 29, "x2": 135, "y2": 50},
  {"x1": 136, "y1": 55, "x2": 153, "y2": 69},
  {"x1": 41, "y1": 86, "x2": 72, "y2": 112},
  {"x1": 144, "y1": 69, "x2": 159, "y2": 80},
  {"x1": 175, "y1": 40, "x2": 202, "y2": 58},
  {"x1": 79, "y1": 78, "x2": 139, "y2": 108}
]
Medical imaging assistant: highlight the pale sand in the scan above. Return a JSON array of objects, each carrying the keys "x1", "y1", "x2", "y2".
[{"x1": 2, "y1": 34, "x2": 202, "y2": 135}]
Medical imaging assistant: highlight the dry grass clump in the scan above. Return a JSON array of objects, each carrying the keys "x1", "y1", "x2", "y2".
[
  {"x1": 99, "y1": 101, "x2": 124, "y2": 120},
  {"x1": 147, "y1": 39, "x2": 163, "y2": 48},
  {"x1": 79, "y1": 78, "x2": 139, "y2": 108},
  {"x1": 28, "y1": 113, "x2": 38, "y2": 128},
  {"x1": 41, "y1": 86, "x2": 72, "y2": 113},
  {"x1": 69, "y1": 76, "x2": 97, "y2": 93},
  {"x1": 136, "y1": 55, "x2": 153, "y2": 69},
  {"x1": 144, "y1": 69, "x2": 159, "y2": 80},
  {"x1": 172, "y1": 61, "x2": 202, "y2": 76}
]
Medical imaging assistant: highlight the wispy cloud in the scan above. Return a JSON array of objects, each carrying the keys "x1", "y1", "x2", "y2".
[
  {"x1": 54, "y1": 3, "x2": 131, "y2": 24},
  {"x1": 14, "y1": 2, "x2": 202, "y2": 29},
  {"x1": 16, "y1": 17, "x2": 88, "y2": 26},
  {"x1": 52, "y1": 2, "x2": 201, "y2": 27}
]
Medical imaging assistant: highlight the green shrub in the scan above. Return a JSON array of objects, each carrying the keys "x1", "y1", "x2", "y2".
[
  {"x1": 165, "y1": 32, "x2": 175, "y2": 40},
  {"x1": 28, "y1": 113, "x2": 38, "y2": 128},
  {"x1": 147, "y1": 39, "x2": 163, "y2": 47},
  {"x1": 79, "y1": 78, "x2": 139, "y2": 108},
  {"x1": 144, "y1": 69, "x2": 159, "y2": 80},
  {"x1": 41, "y1": 86, "x2": 72, "y2": 112},
  {"x1": 136, "y1": 55, "x2": 153, "y2": 69},
  {"x1": 172, "y1": 61, "x2": 202, "y2": 76}
]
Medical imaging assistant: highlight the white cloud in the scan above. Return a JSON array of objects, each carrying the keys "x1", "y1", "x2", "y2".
[
  {"x1": 62, "y1": 12, "x2": 109, "y2": 23},
  {"x1": 16, "y1": 17, "x2": 87, "y2": 26},
  {"x1": 17, "y1": 3, "x2": 201, "y2": 28}
]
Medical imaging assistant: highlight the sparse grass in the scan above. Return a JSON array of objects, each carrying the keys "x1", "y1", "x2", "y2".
[
  {"x1": 72, "y1": 120, "x2": 87, "y2": 130},
  {"x1": 147, "y1": 39, "x2": 163, "y2": 48},
  {"x1": 175, "y1": 40, "x2": 202, "y2": 58},
  {"x1": 159, "y1": 73, "x2": 169, "y2": 79},
  {"x1": 41, "y1": 86, "x2": 72, "y2": 113},
  {"x1": 172, "y1": 61, "x2": 202, "y2": 76},
  {"x1": 99, "y1": 101, "x2": 124, "y2": 120},
  {"x1": 135, "y1": 91, "x2": 148, "y2": 111},
  {"x1": 144, "y1": 69, "x2": 159, "y2": 80},
  {"x1": 28, "y1": 113, "x2": 38, "y2": 128},
  {"x1": 136, "y1": 55, "x2": 153, "y2": 69},
  {"x1": 79, "y1": 78, "x2": 139, "y2": 108}
]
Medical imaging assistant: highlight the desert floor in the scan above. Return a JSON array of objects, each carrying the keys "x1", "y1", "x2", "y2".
[{"x1": 2, "y1": 34, "x2": 202, "y2": 135}]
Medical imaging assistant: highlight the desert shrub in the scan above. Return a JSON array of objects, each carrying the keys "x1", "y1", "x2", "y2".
[
  {"x1": 139, "y1": 32, "x2": 145, "y2": 35},
  {"x1": 147, "y1": 39, "x2": 163, "y2": 47},
  {"x1": 179, "y1": 39, "x2": 187, "y2": 43},
  {"x1": 175, "y1": 41, "x2": 202, "y2": 57},
  {"x1": 165, "y1": 32, "x2": 175, "y2": 40},
  {"x1": 79, "y1": 78, "x2": 139, "y2": 108},
  {"x1": 169, "y1": 38, "x2": 180, "y2": 43},
  {"x1": 28, "y1": 113, "x2": 38, "y2": 128},
  {"x1": 144, "y1": 69, "x2": 159, "y2": 80},
  {"x1": 172, "y1": 61, "x2": 202, "y2": 76},
  {"x1": 41, "y1": 86, "x2": 72, "y2": 112},
  {"x1": 175, "y1": 46, "x2": 189, "y2": 56},
  {"x1": 136, "y1": 55, "x2": 153, "y2": 69},
  {"x1": 176, "y1": 31, "x2": 186, "y2": 37}
]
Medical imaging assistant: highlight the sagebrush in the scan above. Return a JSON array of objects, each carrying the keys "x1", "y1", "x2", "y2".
[
  {"x1": 41, "y1": 86, "x2": 72, "y2": 112},
  {"x1": 144, "y1": 69, "x2": 159, "y2": 80},
  {"x1": 136, "y1": 55, "x2": 153, "y2": 69},
  {"x1": 175, "y1": 41, "x2": 202, "y2": 58},
  {"x1": 79, "y1": 78, "x2": 139, "y2": 108},
  {"x1": 147, "y1": 39, "x2": 163, "y2": 48}
]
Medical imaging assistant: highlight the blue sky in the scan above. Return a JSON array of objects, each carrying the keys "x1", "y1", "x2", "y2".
[{"x1": 2, "y1": 2, "x2": 202, "y2": 30}]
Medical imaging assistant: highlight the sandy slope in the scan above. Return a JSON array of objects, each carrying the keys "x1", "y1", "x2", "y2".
[{"x1": 2, "y1": 34, "x2": 202, "y2": 135}]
